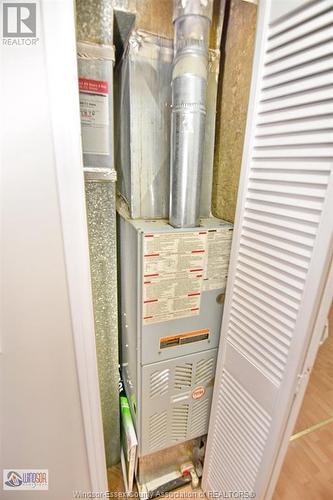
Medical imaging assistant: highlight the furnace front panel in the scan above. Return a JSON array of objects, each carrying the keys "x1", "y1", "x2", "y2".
[{"x1": 119, "y1": 215, "x2": 233, "y2": 456}]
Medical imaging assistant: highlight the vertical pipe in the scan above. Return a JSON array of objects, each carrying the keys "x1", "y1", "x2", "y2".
[{"x1": 169, "y1": 0, "x2": 213, "y2": 228}]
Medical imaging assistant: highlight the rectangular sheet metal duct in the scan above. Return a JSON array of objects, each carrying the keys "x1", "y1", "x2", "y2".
[
  {"x1": 85, "y1": 178, "x2": 120, "y2": 467},
  {"x1": 76, "y1": 0, "x2": 114, "y2": 45},
  {"x1": 115, "y1": 29, "x2": 220, "y2": 220},
  {"x1": 76, "y1": 0, "x2": 120, "y2": 467}
]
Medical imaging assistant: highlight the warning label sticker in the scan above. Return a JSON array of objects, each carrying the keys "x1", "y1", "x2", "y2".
[
  {"x1": 143, "y1": 232, "x2": 207, "y2": 325},
  {"x1": 79, "y1": 78, "x2": 109, "y2": 156},
  {"x1": 203, "y1": 229, "x2": 233, "y2": 292},
  {"x1": 160, "y1": 329, "x2": 210, "y2": 349}
]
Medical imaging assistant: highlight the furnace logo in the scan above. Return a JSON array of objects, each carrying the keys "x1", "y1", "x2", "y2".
[
  {"x1": 192, "y1": 386, "x2": 206, "y2": 400},
  {"x1": 2, "y1": 2, "x2": 39, "y2": 45}
]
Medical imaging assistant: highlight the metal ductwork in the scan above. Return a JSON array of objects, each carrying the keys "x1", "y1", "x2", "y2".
[{"x1": 169, "y1": 0, "x2": 213, "y2": 228}]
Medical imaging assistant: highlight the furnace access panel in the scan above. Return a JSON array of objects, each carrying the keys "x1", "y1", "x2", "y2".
[{"x1": 119, "y1": 214, "x2": 233, "y2": 455}]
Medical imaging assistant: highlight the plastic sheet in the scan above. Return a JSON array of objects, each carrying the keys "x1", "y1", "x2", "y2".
[{"x1": 115, "y1": 30, "x2": 220, "y2": 219}]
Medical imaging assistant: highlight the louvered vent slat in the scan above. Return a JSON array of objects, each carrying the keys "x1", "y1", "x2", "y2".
[
  {"x1": 171, "y1": 404, "x2": 189, "y2": 441},
  {"x1": 237, "y1": 262, "x2": 303, "y2": 302},
  {"x1": 259, "y1": 89, "x2": 333, "y2": 115},
  {"x1": 257, "y1": 102, "x2": 333, "y2": 124},
  {"x1": 239, "y1": 244, "x2": 308, "y2": 278},
  {"x1": 220, "y1": 397, "x2": 267, "y2": 455},
  {"x1": 174, "y1": 363, "x2": 193, "y2": 390},
  {"x1": 253, "y1": 145, "x2": 333, "y2": 158},
  {"x1": 248, "y1": 180, "x2": 327, "y2": 199},
  {"x1": 242, "y1": 222, "x2": 315, "y2": 254},
  {"x1": 264, "y1": 41, "x2": 333, "y2": 77},
  {"x1": 214, "y1": 417, "x2": 259, "y2": 480},
  {"x1": 235, "y1": 270, "x2": 300, "y2": 313},
  {"x1": 195, "y1": 357, "x2": 215, "y2": 385},
  {"x1": 263, "y1": 57, "x2": 333, "y2": 89},
  {"x1": 244, "y1": 214, "x2": 318, "y2": 242},
  {"x1": 150, "y1": 368, "x2": 170, "y2": 398},
  {"x1": 210, "y1": 461, "x2": 240, "y2": 493},
  {"x1": 266, "y1": 24, "x2": 333, "y2": 64},
  {"x1": 206, "y1": 370, "x2": 271, "y2": 491},
  {"x1": 229, "y1": 308, "x2": 291, "y2": 353},
  {"x1": 249, "y1": 170, "x2": 329, "y2": 183},
  {"x1": 268, "y1": 4, "x2": 333, "y2": 49},
  {"x1": 251, "y1": 158, "x2": 332, "y2": 171},
  {"x1": 190, "y1": 398, "x2": 209, "y2": 437},
  {"x1": 233, "y1": 284, "x2": 298, "y2": 326},
  {"x1": 243, "y1": 217, "x2": 317, "y2": 244},
  {"x1": 149, "y1": 411, "x2": 167, "y2": 451},
  {"x1": 255, "y1": 130, "x2": 333, "y2": 146},
  {"x1": 231, "y1": 295, "x2": 296, "y2": 340},
  {"x1": 245, "y1": 191, "x2": 323, "y2": 211},
  {"x1": 261, "y1": 73, "x2": 333, "y2": 101},
  {"x1": 233, "y1": 278, "x2": 298, "y2": 322},
  {"x1": 240, "y1": 220, "x2": 313, "y2": 257},
  {"x1": 238, "y1": 252, "x2": 307, "y2": 288},
  {"x1": 239, "y1": 237, "x2": 310, "y2": 272},
  {"x1": 231, "y1": 294, "x2": 294, "y2": 347}
]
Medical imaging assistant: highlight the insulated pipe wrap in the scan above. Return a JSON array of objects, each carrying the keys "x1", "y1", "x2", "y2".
[{"x1": 169, "y1": 0, "x2": 213, "y2": 228}]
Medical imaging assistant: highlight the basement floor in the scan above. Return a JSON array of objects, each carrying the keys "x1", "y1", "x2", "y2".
[{"x1": 109, "y1": 308, "x2": 333, "y2": 498}]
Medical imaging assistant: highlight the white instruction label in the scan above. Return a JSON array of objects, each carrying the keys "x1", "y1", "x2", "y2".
[
  {"x1": 143, "y1": 231, "x2": 207, "y2": 325},
  {"x1": 203, "y1": 228, "x2": 233, "y2": 292},
  {"x1": 79, "y1": 78, "x2": 109, "y2": 155}
]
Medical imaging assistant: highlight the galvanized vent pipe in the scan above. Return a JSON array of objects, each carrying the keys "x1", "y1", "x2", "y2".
[{"x1": 169, "y1": 0, "x2": 213, "y2": 228}]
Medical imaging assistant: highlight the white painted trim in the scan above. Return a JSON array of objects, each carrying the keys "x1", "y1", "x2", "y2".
[{"x1": 40, "y1": 1, "x2": 107, "y2": 492}]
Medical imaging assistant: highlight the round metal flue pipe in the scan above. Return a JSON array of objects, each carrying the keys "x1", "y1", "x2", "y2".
[{"x1": 169, "y1": 0, "x2": 213, "y2": 228}]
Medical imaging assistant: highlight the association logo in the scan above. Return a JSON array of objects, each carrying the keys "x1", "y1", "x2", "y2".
[
  {"x1": 3, "y1": 469, "x2": 49, "y2": 490},
  {"x1": 2, "y1": 2, "x2": 39, "y2": 45},
  {"x1": 4, "y1": 471, "x2": 23, "y2": 488}
]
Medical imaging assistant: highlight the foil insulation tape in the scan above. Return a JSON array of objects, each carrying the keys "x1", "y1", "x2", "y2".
[
  {"x1": 76, "y1": 0, "x2": 114, "y2": 45},
  {"x1": 169, "y1": 0, "x2": 213, "y2": 228}
]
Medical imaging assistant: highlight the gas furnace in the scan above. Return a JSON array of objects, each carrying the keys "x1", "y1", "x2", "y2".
[{"x1": 119, "y1": 214, "x2": 233, "y2": 456}]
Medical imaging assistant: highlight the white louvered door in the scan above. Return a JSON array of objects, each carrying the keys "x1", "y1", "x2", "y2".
[{"x1": 202, "y1": 0, "x2": 333, "y2": 498}]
